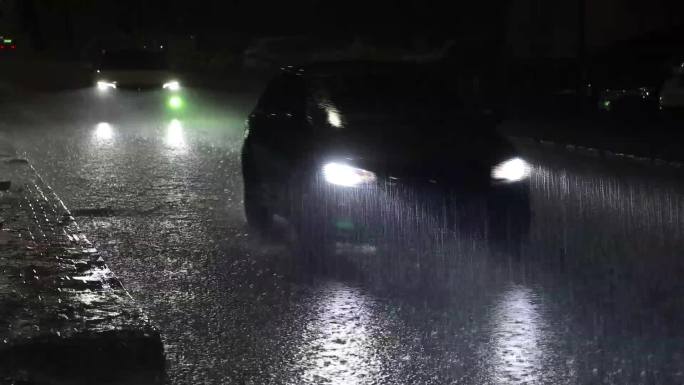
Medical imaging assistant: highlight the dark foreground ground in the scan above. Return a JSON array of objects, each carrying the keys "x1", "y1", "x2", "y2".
[{"x1": 1, "y1": 82, "x2": 683, "y2": 384}]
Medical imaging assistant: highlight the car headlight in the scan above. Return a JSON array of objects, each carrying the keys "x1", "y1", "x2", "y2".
[
  {"x1": 491, "y1": 157, "x2": 531, "y2": 183},
  {"x1": 163, "y1": 80, "x2": 180, "y2": 91},
  {"x1": 323, "y1": 162, "x2": 376, "y2": 187},
  {"x1": 96, "y1": 80, "x2": 116, "y2": 91}
]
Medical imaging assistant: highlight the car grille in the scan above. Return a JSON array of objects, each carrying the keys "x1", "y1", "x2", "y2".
[{"x1": 116, "y1": 84, "x2": 161, "y2": 91}]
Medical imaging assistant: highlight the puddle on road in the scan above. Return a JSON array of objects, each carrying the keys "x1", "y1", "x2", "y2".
[
  {"x1": 482, "y1": 285, "x2": 571, "y2": 385},
  {"x1": 293, "y1": 282, "x2": 382, "y2": 385}
]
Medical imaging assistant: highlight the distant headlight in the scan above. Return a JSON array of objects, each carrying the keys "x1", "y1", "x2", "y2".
[
  {"x1": 323, "y1": 162, "x2": 377, "y2": 187},
  {"x1": 167, "y1": 95, "x2": 184, "y2": 109},
  {"x1": 638, "y1": 86, "x2": 653, "y2": 99},
  {"x1": 163, "y1": 81, "x2": 180, "y2": 91},
  {"x1": 96, "y1": 80, "x2": 116, "y2": 91},
  {"x1": 491, "y1": 157, "x2": 531, "y2": 183}
]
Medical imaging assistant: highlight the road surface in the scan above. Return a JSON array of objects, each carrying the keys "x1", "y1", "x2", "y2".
[{"x1": 2, "y1": 87, "x2": 684, "y2": 384}]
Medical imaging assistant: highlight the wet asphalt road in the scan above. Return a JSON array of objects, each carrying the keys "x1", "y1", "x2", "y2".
[{"x1": 3, "y1": 88, "x2": 684, "y2": 384}]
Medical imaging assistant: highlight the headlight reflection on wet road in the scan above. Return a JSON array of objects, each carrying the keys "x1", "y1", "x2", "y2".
[
  {"x1": 295, "y1": 282, "x2": 382, "y2": 385},
  {"x1": 165, "y1": 119, "x2": 186, "y2": 150},
  {"x1": 488, "y1": 285, "x2": 555, "y2": 384},
  {"x1": 93, "y1": 122, "x2": 114, "y2": 143}
]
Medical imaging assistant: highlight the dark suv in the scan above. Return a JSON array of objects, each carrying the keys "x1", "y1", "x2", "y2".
[{"x1": 241, "y1": 62, "x2": 531, "y2": 255}]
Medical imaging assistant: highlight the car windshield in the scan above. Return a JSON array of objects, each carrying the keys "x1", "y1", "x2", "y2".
[
  {"x1": 101, "y1": 50, "x2": 168, "y2": 70},
  {"x1": 309, "y1": 68, "x2": 495, "y2": 140},
  {"x1": 315, "y1": 69, "x2": 465, "y2": 118}
]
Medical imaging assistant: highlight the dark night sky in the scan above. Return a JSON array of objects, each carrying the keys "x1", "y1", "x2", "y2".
[
  {"x1": 9, "y1": 1, "x2": 510, "y2": 45},
  {"x1": 3, "y1": 0, "x2": 684, "y2": 58}
]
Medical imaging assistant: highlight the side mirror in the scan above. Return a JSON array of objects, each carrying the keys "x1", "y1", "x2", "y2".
[{"x1": 674, "y1": 63, "x2": 684, "y2": 75}]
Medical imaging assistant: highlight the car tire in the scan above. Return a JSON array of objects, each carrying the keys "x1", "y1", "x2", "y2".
[
  {"x1": 288, "y1": 191, "x2": 336, "y2": 273},
  {"x1": 243, "y1": 179, "x2": 273, "y2": 236}
]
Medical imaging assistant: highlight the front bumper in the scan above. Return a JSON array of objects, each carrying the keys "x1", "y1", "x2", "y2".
[{"x1": 293, "y1": 176, "x2": 531, "y2": 247}]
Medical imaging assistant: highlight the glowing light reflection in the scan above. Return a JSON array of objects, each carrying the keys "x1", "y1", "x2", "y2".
[
  {"x1": 490, "y1": 286, "x2": 545, "y2": 384},
  {"x1": 94, "y1": 122, "x2": 114, "y2": 142},
  {"x1": 165, "y1": 119, "x2": 186, "y2": 149},
  {"x1": 298, "y1": 282, "x2": 381, "y2": 384}
]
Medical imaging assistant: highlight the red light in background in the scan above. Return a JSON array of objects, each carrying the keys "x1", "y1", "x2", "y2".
[
  {"x1": 10, "y1": 45, "x2": 15, "y2": 49},
  {"x1": 0, "y1": 45, "x2": 4, "y2": 50}
]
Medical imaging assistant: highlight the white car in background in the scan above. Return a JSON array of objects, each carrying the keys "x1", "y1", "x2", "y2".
[
  {"x1": 95, "y1": 49, "x2": 181, "y2": 92},
  {"x1": 659, "y1": 62, "x2": 684, "y2": 111}
]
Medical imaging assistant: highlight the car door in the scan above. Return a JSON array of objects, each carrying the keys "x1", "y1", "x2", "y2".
[{"x1": 243, "y1": 73, "x2": 309, "y2": 210}]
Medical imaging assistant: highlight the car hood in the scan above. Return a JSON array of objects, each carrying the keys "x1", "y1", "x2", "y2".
[{"x1": 98, "y1": 70, "x2": 174, "y2": 87}]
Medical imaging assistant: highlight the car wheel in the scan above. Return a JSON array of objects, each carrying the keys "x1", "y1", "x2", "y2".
[
  {"x1": 243, "y1": 179, "x2": 273, "y2": 235},
  {"x1": 288, "y1": 191, "x2": 336, "y2": 273}
]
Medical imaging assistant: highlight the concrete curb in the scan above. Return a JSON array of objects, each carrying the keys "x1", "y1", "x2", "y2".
[
  {"x1": 0, "y1": 143, "x2": 164, "y2": 384},
  {"x1": 511, "y1": 135, "x2": 684, "y2": 169}
]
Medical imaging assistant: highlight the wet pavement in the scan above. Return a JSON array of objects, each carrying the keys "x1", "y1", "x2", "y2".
[
  {"x1": 0, "y1": 144, "x2": 163, "y2": 384},
  {"x1": 2, "y1": 87, "x2": 684, "y2": 384}
]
